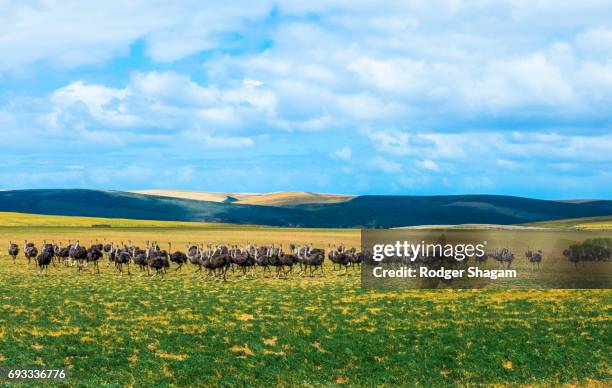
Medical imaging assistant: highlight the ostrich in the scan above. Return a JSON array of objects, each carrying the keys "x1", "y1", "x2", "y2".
[
  {"x1": 132, "y1": 248, "x2": 148, "y2": 272},
  {"x1": 69, "y1": 242, "x2": 88, "y2": 271},
  {"x1": 328, "y1": 245, "x2": 351, "y2": 273},
  {"x1": 277, "y1": 245, "x2": 298, "y2": 277},
  {"x1": 24, "y1": 241, "x2": 38, "y2": 266},
  {"x1": 87, "y1": 245, "x2": 103, "y2": 274},
  {"x1": 266, "y1": 246, "x2": 284, "y2": 278},
  {"x1": 115, "y1": 247, "x2": 132, "y2": 275},
  {"x1": 56, "y1": 243, "x2": 71, "y2": 266},
  {"x1": 253, "y1": 245, "x2": 271, "y2": 275},
  {"x1": 103, "y1": 243, "x2": 115, "y2": 266},
  {"x1": 187, "y1": 244, "x2": 203, "y2": 274},
  {"x1": 103, "y1": 243, "x2": 113, "y2": 254},
  {"x1": 8, "y1": 242, "x2": 19, "y2": 264},
  {"x1": 525, "y1": 248, "x2": 543, "y2": 269},
  {"x1": 207, "y1": 245, "x2": 231, "y2": 281},
  {"x1": 169, "y1": 243, "x2": 188, "y2": 271},
  {"x1": 474, "y1": 250, "x2": 487, "y2": 264},
  {"x1": 491, "y1": 248, "x2": 514, "y2": 269},
  {"x1": 563, "y1": 247, "x2": 581, "y2": 270},
  {"x1": 36, "y1": 244, "x2": 54, "y2": 274},
  {"x1": 230, "y1": 245, "x2": 255, "y2": 278},
  {"x1": 146, "y1": 249, "x2": 169, "y2": 277},
  {"x1": 298, "y1": 245, "x2": 325, "y2": 276},
  {"x1": 349, "y1": 250, "x2": 365, "y2": 270}
]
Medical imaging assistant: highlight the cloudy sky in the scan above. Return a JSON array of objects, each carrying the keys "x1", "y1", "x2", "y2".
[{"x1": 1, "y1": 1, "x2": 611, "y2": 198}]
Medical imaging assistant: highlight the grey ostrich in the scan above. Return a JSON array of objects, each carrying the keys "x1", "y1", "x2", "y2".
[
  {"x1": 36, "y1": 244, "x2": 54, "y2": 275},
  {"x1": 8, "y1": 242, "x2": 19, "y2": 264},
  {"x1": 146, "y1": 249, "x2": 170, "y2": 278},
  {"x1": 87, "y1": 245, "x2": 103, "y2": 274},
  {"x1": 525, "y1": 248, "x2": 543, "y2": 269},
  {"x1": 24, "y1": 241, "x2": 38, "y2": 266},
  {"x1": 169, "y1": 242, "x2": 188, "y2": 271},
  {"x1": 328, "y1": 245, "x2": 351, "y2": 274},
  {"x1": 298, "y1": 245, "x2": 325, "y2": 276},
  {"x1": 230, "y1": 245, "x2": 255, "y2": 278}
]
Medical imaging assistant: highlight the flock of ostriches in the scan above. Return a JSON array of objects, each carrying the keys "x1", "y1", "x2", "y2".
[
  {"x1": 6, "y1": 241, "x2": 367, "y2": 280},
  {"x1": 3, "y1": 240, "x2": 557, "y2": 279}
]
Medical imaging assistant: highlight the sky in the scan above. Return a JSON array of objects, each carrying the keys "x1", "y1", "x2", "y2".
[{"x1": 0, "y1": 1, "x2": 611, "y2": 199}]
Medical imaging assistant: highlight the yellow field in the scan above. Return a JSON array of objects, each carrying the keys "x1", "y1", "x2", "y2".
[
  {"x1": 527, "y1": 216, "x2": 612, "y2": 230},
  {"x1": 0, "y1": 212, "x2": 360, "y2": 248},
  {"x1": 0, "y1": 212, "x2": 227, "y2": 228},
  {"x1": 574, "y1": 221, "x2": 612, "y2": 230}
]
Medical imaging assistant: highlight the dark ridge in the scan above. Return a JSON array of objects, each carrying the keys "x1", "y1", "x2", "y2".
[{"x1": 0, "y1": 190, "x2": 611, "y2": 228}]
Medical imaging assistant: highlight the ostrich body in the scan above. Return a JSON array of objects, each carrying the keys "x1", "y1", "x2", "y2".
[
  {"x1": 8, "y1": 242, "x2": 19, "y2": 264},
  {"x1": 187, "y1": 245, "x2": 203, "y2": 273},
  {"x1": 115, "y1": 248, "x2": 132, "y2": 275},
  {"x1": 87, "y1": 245, "x2": 103, "y2": 274},
  {"x1": 298, "y1": 245, "x2": 325, "y2": 276},
  {"x1": 328, "y1": 245, "x2": 351, "y2": 273},
  {"x1": 70, "y1": 243, "x2": 88, "y2": 270},
  {"x1": 24, "y1": 242, "x2": 38, "y2": 265},
  {"x1": 277, "y1": 246, "x2": 298, "y2": 277},
  {"x1": 133, "y1": 248, "x2": 148, "y2": 272},
  {"x1": 525, "y1": 249, "x2": 543, "y2": 269},
  {"x1": 36, "y1": 245, "x2": 54, "y2": 274},
  {"x1": 146, "y1": 249, "x2": 169, "y2": 277},
  {"x1": 230, "y1": 246, "x2": 254, "y2": 277},
  {"x1": 168, "y1": 243, "x2": 188, "y2": 271},
  {"x1": 207, "y1": 246, "x2": 231, "y2": 281}
]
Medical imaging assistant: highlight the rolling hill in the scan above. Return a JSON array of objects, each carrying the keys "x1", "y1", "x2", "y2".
[
  {"x1": 0, "y1": 189, "x2": 611, "y2": 228},
  {"x1": 234, "y1": 191, "x2": 354, "y2": 206},
  {"x1": 130, "y1": 189, "x2": 354, "y2": 206}
]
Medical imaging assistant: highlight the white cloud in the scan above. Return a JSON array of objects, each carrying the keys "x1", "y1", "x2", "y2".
[
  {"x1": 370, "y1": 157, "x2": 402, "y2": 173},
  {"x1": 202, "y1": 135, "x2": 254, "y2": 148},
  {"x1": 348, "y1": 58, "x2": 424, "y2": 93},
  {"x1": 242, "y1": 79, "x2": 263, "y2": 88},
  {"x1": 415, "y1": 159, "x2": 440, "y2": 172},
  {"x1": 50, "y1": 81, "x2": 140, "y2": 127},
  {"x1": 331, "y1": 147, "x2": 352, "y2": 160},
  {"x1": 368, "y1": 130, "x2": 435, "y2": 156},
  {"x1": 130, "y1": 71, "x2": 218, "y2": 107},
  {"x1": 42, "y1": 70, "x2": 280, "y2": 136}
]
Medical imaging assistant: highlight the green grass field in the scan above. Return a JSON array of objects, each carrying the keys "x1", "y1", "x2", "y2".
[{"x1": 0, "y1": 213, "x2": 610, "y2": 386}]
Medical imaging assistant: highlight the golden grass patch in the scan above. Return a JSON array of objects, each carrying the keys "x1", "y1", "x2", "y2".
[
  {"x1": 230, "y1": 344, "x2": 255, "y2": 356},
  {"x1": 236, "y1": 313, "x2": 255, "y2": 321},
  {"x1": 263, "y1": 337, "x2": 277, "y2": 346},
  {"x1": 335, "y1": 376, "x2": 349, "y2": 384},
  {"x1": 157, "y1": 353, "x2": 188, "y2": 361}
]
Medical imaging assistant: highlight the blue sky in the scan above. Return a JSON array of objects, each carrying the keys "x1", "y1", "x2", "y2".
[{"x1": 0, "y1": 1, "x2": 611, "y2": 198}]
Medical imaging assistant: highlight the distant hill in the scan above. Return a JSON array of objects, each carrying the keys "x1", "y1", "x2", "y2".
[
  {"x1": 130, "y1": 189, "x2": 354, "y2": 206},
  {"x1": 234, "y1": 191, "x2": 354, "y2": 206},
  {"x1": 0, "y1": 190, "x2": 611, "y2": 228}
]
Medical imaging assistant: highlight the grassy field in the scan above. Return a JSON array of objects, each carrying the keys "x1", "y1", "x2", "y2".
[{"x1": 0, "y1": 213, "x2": 610, "y2": 386}]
